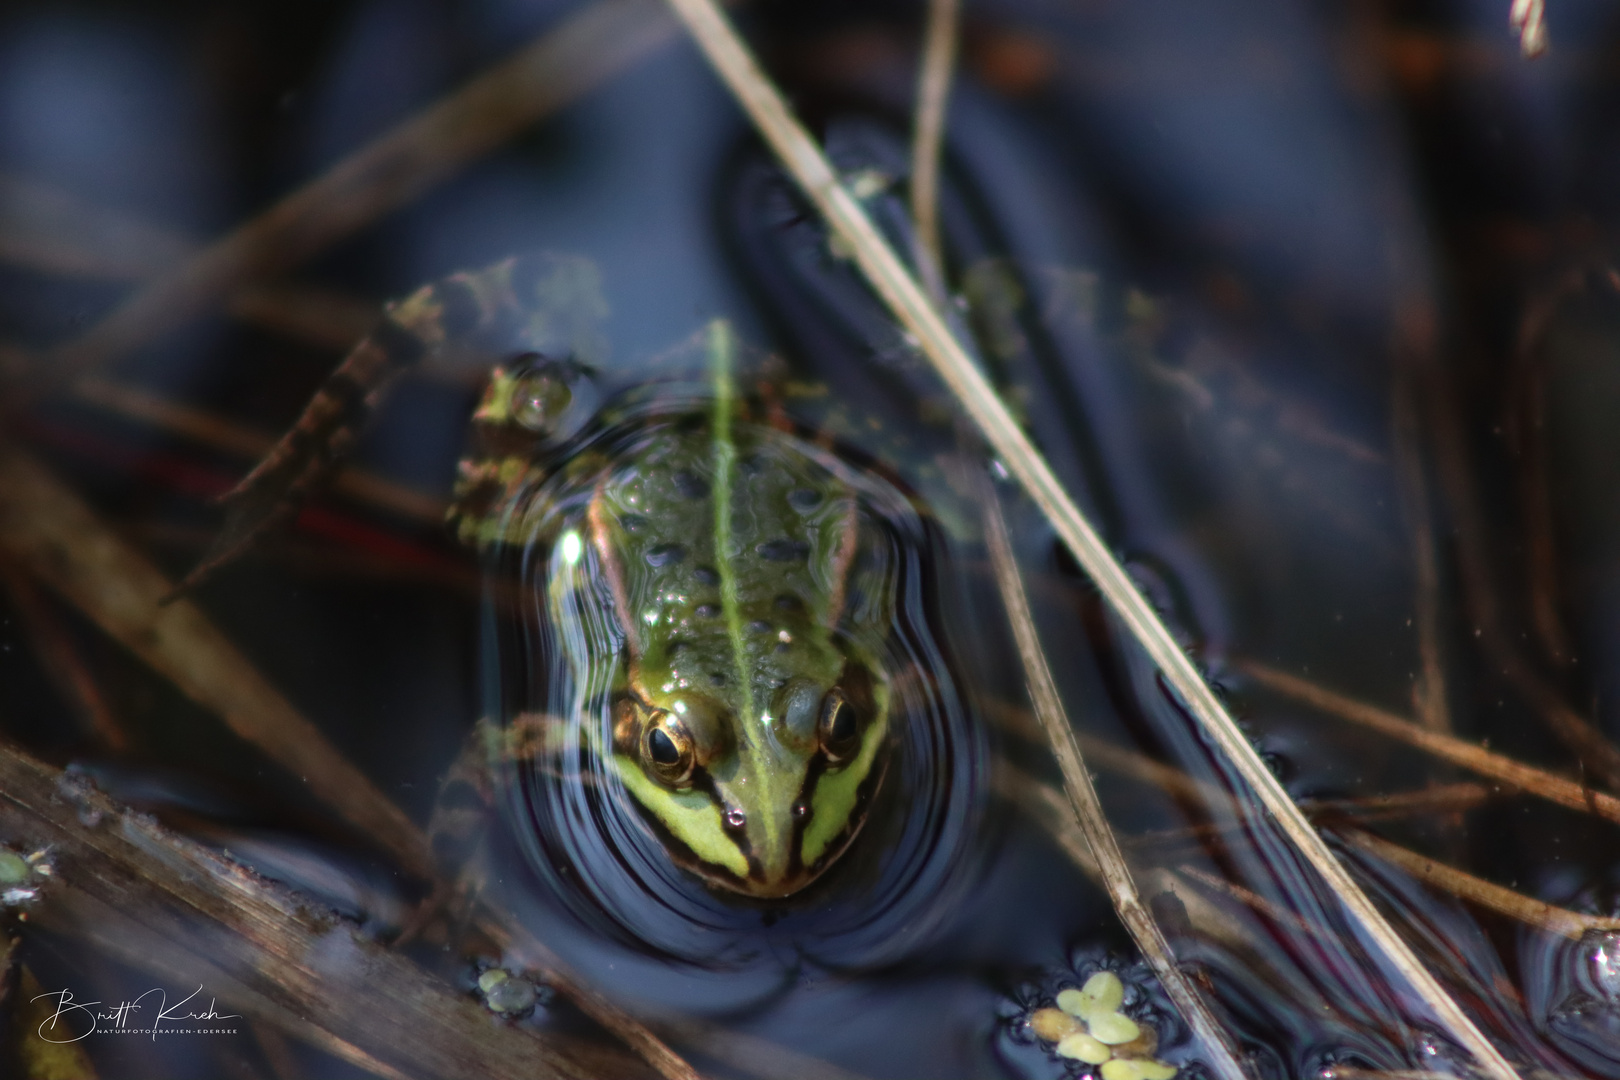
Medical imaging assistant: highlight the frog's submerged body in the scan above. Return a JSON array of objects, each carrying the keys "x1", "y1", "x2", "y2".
[{"x1": 467, "y1": 343, "x2": 902, "y2": 898}]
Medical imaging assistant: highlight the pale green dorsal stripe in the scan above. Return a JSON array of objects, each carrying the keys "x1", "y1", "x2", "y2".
[{"x1": 707, "y1": 320, "x2": 779, "y2": 855}]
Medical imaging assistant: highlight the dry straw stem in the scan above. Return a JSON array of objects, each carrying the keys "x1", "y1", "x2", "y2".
[
  {"x1": 981, "y1": 492, "x2": 1251, "y2": 1080},
  {"x1": 33, "y1": 0, "x2": 677, "y2": 393},
  {"x1": 1340, "y1": 828, "x2": 1620, "y2": 941},
  {"x1": 662, "y1": 1, "x2": 1522, "y2": 1075},
  {"x1": 1240, "y1": 659, "x2": 1620, "y2": 826},
  {"x1": 0, "y1": 441, "x2": 434, "y2": 879},
  {"x1": 1174, "y1": 863, "x2": 1328, "y2": 941},
  {"x1": 0, "y1": 741, "x2": 658, "y2": 1080},
  {"x1": 909, "y1": 0, "x2": 959, "y2": 293}
]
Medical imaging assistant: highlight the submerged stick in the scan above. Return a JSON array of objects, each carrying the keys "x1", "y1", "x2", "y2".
[
  {"x1": 981, "y1": 491, "x2": 1250, "y2": 1080},
  {"x1": 660, "y1": 1, "x2": 1523, "y2": 1075},
  {"x1": 0, "y1": 741, "x2": 653, "y2": 1080}
]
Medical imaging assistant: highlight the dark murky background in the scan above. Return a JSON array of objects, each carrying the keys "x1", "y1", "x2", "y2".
[{"x1": 2, "y1": 0, "x2": 1620, "y2": 1077}]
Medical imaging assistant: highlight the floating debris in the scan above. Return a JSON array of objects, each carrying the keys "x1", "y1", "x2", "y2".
[
  {"x1": 476, "y1": 967, "x2": 542, "y2": 1017},
  {"x1": 1026, "y1": 970, "x2": 1179, "y2": 1079},
  {"x1": 0, "y1": 847, "x2": 53, "y2": 908}
]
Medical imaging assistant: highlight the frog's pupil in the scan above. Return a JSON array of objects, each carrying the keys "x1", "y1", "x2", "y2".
[
  {"x1": 648, "y1": 728, "x2": 680, "y2": 765},
  {"x1": 829, "y1": 702, "x2": 855, "y2": 743}
]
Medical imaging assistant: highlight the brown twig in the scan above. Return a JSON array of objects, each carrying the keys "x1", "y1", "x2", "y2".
[
  {"x1": 1239, "y1": 658, "x2": 1620, "y2": 825},
  {"x1": 1509, "y1": 268, "x2": 1584, "y2": 667},
  {"x1": 0, "y1": 171, "x2": 194, "y2": 281},
  {"x1": 32, "y1": 0, "x2": 678, "y2": 393},
  {"x1": 1391, "y1": 305, "x2": 1452, "y2": 734},
  {"x1": 1174, "y1": 863, "x2": 1327, "y2": 940},
  {"x1": 0, "y1": 740, "x2": 657, "y2": 1080},
  {"x1": 908, "y1": 0, "x2": 959, "y2": 298},
  {"x1": 0, "y1": 441, "x2": 434, "y2": 878},
  {"x1": 1130, "y1": 784, "x2": 1495, "y2": 852},
  {"x1": 980, "y1": 490, "x2": 1251, "y2": 1080},
  {"x1": 1422, "y1": 345, "x2": 1620, "y2": 792},
  {"x1": 1002, "y1": 769, "x2": 1350, "y2": 1022},
  {"x1": 1339, "y1": 828, "x2": 1620, "y2": 940}
]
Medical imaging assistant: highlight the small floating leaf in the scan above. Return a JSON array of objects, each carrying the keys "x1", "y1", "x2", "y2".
[
  {"x1": 1089, "y1": 1011, "x2": 1142, "y2": 1045},
  {"x1": 1055, "y1": 1032, "x2": 1112, "y2": 1064},
  {"x1": 1029, "y1": 1007, "x2": 1081, "y2": 1042}
]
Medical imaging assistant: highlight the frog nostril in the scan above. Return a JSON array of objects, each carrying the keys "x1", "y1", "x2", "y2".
[{"x1": 724, "y1": 807, "x2": 746, "y2": 830}]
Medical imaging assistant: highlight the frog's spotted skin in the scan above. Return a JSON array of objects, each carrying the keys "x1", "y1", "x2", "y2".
[{"x1": 482, "y1": 327, "x2": 897, "y2": 897}]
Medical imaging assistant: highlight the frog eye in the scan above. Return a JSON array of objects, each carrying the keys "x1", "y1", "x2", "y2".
[
  {"x1": 642, "y1": 713, "x2": 696, "y2": 786},
  {"x1": 512, "y1": 369, "x2": 572, "y2": 432},
  {"x1": 817, "y1": 689, "x2": 861, "y2": 763}
]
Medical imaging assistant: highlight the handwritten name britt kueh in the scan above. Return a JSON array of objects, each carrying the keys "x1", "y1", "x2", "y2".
[{"x1": 32, "y1": 984, "x2": 243, "y2": 1043}]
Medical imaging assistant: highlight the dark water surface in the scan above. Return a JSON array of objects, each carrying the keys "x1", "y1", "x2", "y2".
[{"x1": 2, "y1": 1, "x2": 1620, "y2": 1077}]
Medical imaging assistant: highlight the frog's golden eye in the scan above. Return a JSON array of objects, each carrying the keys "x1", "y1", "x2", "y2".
[
  {"x1": 817, "y1": 689, "x2": 860, "y2": 763},
  {"x1": 642, "y1": 713, "x2": 696, "y2": 786}
]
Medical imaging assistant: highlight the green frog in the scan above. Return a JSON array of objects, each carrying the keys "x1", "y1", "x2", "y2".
[
  {"x1": 188, "y1": 255, "x2": 910, "y2": 900},
  {"x1": 460, "y1": 324, "x2": 899, "y2": 897}
]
